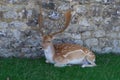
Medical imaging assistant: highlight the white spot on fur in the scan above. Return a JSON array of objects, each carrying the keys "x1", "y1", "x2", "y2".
[{"x1": 63, "y1": 49, "x2": 84, "y2": 57}]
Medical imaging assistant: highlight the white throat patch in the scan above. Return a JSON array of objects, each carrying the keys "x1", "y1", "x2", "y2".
[{"x1": 44, "y1": 46, "x2": 54, "y2": 63}]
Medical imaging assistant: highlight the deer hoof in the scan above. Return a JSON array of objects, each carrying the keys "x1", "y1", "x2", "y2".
[
  {"x1": 81, "y1": 65, "x2": 86, "y2": 68},
  {"x1": 45, "y1": 60, "x2": 49, "y2": 63}
]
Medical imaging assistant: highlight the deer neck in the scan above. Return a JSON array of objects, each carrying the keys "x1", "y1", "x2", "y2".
[{"x1": 44, "y1": 42, "x2": 55, "y2": 63}]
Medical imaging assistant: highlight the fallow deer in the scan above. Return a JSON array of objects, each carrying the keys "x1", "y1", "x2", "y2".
[{"x1": 38, "y1": 6, "x2": 96, "y2": 68}]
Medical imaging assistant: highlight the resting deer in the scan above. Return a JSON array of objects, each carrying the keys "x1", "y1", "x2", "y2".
[{"x1": 38, "y1": 8, "x2": 96, "y2": 68}]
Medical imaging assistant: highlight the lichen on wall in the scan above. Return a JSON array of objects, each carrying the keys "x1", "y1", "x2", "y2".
[{"x1": 0, "y1": 0, "x2": 120, "y2": 57}]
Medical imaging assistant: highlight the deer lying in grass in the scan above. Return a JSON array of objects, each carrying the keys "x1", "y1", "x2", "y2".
[{"x1": 38, "y1": 9, "x2": 96, "y2": 68}]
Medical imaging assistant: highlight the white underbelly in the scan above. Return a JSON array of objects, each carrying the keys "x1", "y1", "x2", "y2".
[{"x1": 68, "y1": 58, "x2": 84, "y2": 64}]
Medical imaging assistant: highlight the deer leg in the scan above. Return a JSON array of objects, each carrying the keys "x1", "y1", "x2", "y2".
[
  {"x1": 81, "y1": 59, "x2": 90, "y2": 68},
  {"x1": 81, "y1": 61, "x2": 96, "y2": 68},
  {"x1": 81, "y1": 56, "x2": 96, "y2": 68},
  {"x1": 45, "y1": 60, "x2": 50, "y2": 63},
  {"x1": 54, "y1": 57, "x2": 69, "y2": 67},
  {"x1": 81, "y1": 63, "x2": 96, "y2": 68}
]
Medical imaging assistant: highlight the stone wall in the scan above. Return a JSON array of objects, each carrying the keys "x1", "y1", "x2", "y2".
[{"x1": 0, "y1": 0, "x2": 120, "y2": 57}]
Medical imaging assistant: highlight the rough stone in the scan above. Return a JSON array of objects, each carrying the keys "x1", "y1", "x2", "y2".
[
  {"x1": 73, "y1": 5, "x2": 87, "y2": 15},
  {"x1": 81, "y1": 31, "x2": 91, "y2": 39},
  {"x1": 58, "y1": 3, "x2": 70, "y2": 11},
  {"x1": 61, "y1": 33, "x2": 81, "y2": 39},
  {"x1": 93, "y1": 30, "x2": 105, "y2": 38},
  {"x1": 112, "y1": 26, "x2": 120, "y2": 32},
  {"x1": 112, "y1": 47, "x2": 120, "y2": 53},
  {"x1": 78, "y1": 17, "x2": 91, "y2": 26},
  {"x1": 102, "y1": 47, "x2": 113, "y2": 53},
  {"x1": 12, "y1": 29, "x2": 21, "y2": 40},
  {"x1": 0, "y1": 49, "x2": 13, "y2": 58},
  {"x1": 9, "y1": 21, "x2": 28, "y2": 30},
  {"x1": 85, "y1": 38, "x2": 98, "y2": 47},
  {"x1": 99, "y1": 38, "x2": 112, "y2": 47},
  {"x1": 106, "y1": 32, "x2": 118, "y2": 39},
  {"x1": 118, "y1": 33, "x2": 120, "y2": 39},
  {"x1": 91, "y1": 46, "x2": 102, "y2": 53},
  {"x1": 112, "y1": 40, "x2": 119, "y2": 48},
  {"x1": 0, "y1": 22, "x2": 8, "y2": 28},
  {"x1": 3, "y1": 11, "x2": 18, "y2": 19},
  {"x1": 66, "y1": 24, "x2": 80, "y2": 33}
]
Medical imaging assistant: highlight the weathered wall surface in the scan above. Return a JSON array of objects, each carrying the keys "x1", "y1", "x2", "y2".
[{"x1": 0, "y1": 0, "x2": 120, "y2": 57}]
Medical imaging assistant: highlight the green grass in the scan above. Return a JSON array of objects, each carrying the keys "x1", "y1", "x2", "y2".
[{"x1": 0, "y1": 54, "x2": 120, "y2": 80}]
